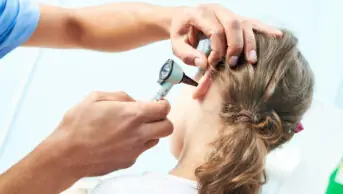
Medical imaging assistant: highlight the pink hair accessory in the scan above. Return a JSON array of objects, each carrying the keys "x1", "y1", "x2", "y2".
[{"x1": 295, "y1": 122, "x2": 304, "y2": 133}]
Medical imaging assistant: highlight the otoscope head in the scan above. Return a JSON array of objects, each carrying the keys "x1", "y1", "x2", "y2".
[{"x1": 158, "y1": 59, "x2": 198, "y2": 87}]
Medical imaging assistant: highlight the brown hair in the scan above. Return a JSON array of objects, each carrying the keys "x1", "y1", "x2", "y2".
[{"x1": 195, "y1": 30, "x2": 314, "y2": 194}]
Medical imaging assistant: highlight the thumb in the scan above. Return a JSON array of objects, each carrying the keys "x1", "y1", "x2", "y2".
[
  {"x1": 172, "y1": 37, "x2": 208, "y2": 69},
  {"x1": 133, "y1": 100, "x2": 171, "y2": 122}
]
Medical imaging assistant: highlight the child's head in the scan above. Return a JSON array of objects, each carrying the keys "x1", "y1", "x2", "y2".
[{"x1": 168, "y1": 30, "x2": 314, "y2": 194}]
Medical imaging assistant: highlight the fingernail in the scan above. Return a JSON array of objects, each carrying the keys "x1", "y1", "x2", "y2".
[
  {"x1": 248, "y1": 50, "x2": 257, "y2": 63},
  {"x1": 228, "y1": 56, "x2": 238, "y2": 67},
  {"x1": 274, "y1": 29, "x2": 283, "y2": 37},
  {"x1": 195, "y1": 58, "x2": 207, "y2": 69}
]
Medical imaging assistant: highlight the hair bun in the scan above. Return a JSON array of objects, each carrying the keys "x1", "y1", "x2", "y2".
[
  {"x1": 235, "y1": 110, "x2": 255, "y2": 123},
  {"x1": 228, "y1": 109, "x2": 284, "y2": 149}
]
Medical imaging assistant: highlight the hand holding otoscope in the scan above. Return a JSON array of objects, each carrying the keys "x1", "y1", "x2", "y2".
[{"x1": 153, "y1": 39, "x2": 211, "y2": 101}]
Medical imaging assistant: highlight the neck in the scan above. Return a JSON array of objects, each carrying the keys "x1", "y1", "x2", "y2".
[
  {"x1": 169, "y1": 142, "x2": 207, "y2": 181},
  {"x1": 169, "y1": 111, "x2": 223, "y2": 181},
  {"x1": 168, "y1": 82, "x2": 225, "y2": 181}
]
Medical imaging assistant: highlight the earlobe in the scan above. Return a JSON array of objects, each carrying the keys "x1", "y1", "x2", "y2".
[{"x1": 192, "y1": 71, "x2": 212, "y2": 100}]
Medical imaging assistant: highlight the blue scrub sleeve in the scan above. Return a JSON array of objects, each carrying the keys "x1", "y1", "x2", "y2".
[{"x1": 0, "y1": 0, "x2": 40, "y2": 58}]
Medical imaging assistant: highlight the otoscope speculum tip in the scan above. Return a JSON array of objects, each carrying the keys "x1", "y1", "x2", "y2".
[{"x1": 181, "y1": 74, "x2": 198, "y2": 87}]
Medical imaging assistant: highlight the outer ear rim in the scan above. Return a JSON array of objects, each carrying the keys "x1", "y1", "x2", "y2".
[{"x1": 192, "y1": 70, "x2": 212, "y2": 100}]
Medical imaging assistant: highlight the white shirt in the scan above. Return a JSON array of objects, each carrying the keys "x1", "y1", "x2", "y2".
[{"x1": 91, "y1": 172, "x2": 198, "y2": 194}]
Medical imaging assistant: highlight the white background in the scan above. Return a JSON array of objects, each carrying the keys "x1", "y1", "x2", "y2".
[{"x1": 0, "y1": 0, "x2": 342, "y2": 194}]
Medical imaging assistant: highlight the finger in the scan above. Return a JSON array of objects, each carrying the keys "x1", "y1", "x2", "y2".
[
  {"x1": 144, "y1": 139, "x2": 160, "y2": 150},
  {"x1": 213, "y1": 12, "x2": 243, "y2": 67},
  {"x1": 192, "y1": 70, "x2": 212, "y2": 100},
  {"x1": 250, "y1": 19, "x2": 283, "y2": 37},
  {"x1": 134, "y1": 100, "x2": 171, "y2": 122},
  {"x1": 189, "y1": 9, "x2": 226, "y2": 67},
  {"x1": 224, "y1": 19, "x2": 243, "y2": 67},
  {"x1": 207, "y1": 5, "x2": 244, "y2": 67},
  {"x1": 87, "y1": 91, "x2": 134, "y2": 102},
  {"x1": 188, "y1": 26, "x2": 200, "y2": 48},
  {"x1": 242, "y1": 22, "x2": 257, "y2": 64},
  {"x1": 172, "y1": 37, "x2": 208, "y2": 68},
  {"x1": 141, "y1": 119, "x2": 174, "y2": 139}
]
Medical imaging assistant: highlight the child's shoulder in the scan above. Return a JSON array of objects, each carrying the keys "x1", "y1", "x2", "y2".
[{"x1": 91, "y1": 172, "x2": 197, "y2": 194}]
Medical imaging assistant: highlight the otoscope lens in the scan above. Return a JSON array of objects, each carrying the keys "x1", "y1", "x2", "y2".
[{"x1": 160, "y1": 62, "x2": 172, "y2": 80}]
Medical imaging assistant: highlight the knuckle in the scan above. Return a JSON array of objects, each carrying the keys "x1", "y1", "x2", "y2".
[
  {"x1": 241, "y1": 19, "x2": 251, "y2": 27},
  {"x1": 88, "y1": 91, "x2": 101, "y2": 101},
  {"x1": 212, "y1": 26, "x2": 225, "y2": 37},
  {"x1": 230, "y1": 42, "x2": 244, "y2": 51},
  {"x1": 184, "y1": 7, "x2": 195, "y2": 16},
  {"x1": 198, "y1": 3, "x2": 219, "y2": 10},
  {"x1": 195, "y1": 7, "x2": 208, "y2": 19},
  {"x1": 116, "y1": 90, "x2": 127, "y2": 96},
  {"x1": 207, "y1": 3, "x2": 220, "y2": 8},
  {"x1": 196, "y1": 4, "x2": 207, "y2": 12},
  {"x1": 249, "y1": 18, "x2": 260, "y2": 25},
  {"x1": 182, "y1": 7, "x2": 197, "y2": 20},
  {"x1": 197, "y1": 4, "x2": 206, "y2": 9},
  {"x1": 227, "y1": 19, "x2": 241, "y2": 30},
  {"x1": 133, "y1": 103, "x2": 146, "y2": 119},
  {"x1": 116, "y1": 91, "x2": 130, "y2": 100}
]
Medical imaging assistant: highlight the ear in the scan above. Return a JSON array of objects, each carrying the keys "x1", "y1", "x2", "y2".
[{"x1": 192, "y1": 70, "x2": 212, "y2": 100}]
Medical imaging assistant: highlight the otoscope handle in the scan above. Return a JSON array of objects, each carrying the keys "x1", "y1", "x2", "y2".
[
  {"x1": 152, "y1": 82, "x2": 174, "y2": 101},
  {"x1": 197, "y1": 39, "x2": 211, "y2": 57}
]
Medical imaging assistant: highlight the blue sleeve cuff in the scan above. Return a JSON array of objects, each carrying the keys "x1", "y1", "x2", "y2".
[{"x1": 0, "y1": 0, "x2": 40, "y2": 58}]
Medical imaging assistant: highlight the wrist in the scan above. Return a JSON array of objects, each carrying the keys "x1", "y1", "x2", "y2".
[
  {"x1": 143, "y1": 5, "x2": 187, "y2": 39},
  {"x1": 159, "y1": 6, "x2": 187, "y2": 37},
  {"x1": 0, "y1": 130, "x2": 80, "y2": 194},
  {"x1": 33, "y1": 131, "x2": 81, "y2": 191}
]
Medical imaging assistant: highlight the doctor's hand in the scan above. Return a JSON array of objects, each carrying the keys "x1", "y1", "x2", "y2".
[
  {"x1": 170, "y1": 3, "x2": 283, "y2": 68},
  {"x1": 48, "y1": 91, "x2": 172, "y2": 178}
]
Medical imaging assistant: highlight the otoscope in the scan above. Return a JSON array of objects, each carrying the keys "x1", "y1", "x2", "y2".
[{"x1": 153, "y1": 39, "x2": 211, "y2": 100}]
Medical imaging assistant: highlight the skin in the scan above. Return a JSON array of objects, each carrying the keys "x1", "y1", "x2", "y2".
[
  {"x1": 0, "y1": 92, "x2": 173, "y2": 194},
  {"x1": 0, "y1": 2, "x2": 282, "y2": 194},
  {"x1": 168, "y1": 74, "x2": 224, "y2": 180},
  {"x1": 26, "y1": 3, "x2": 283, "y2": 99}
]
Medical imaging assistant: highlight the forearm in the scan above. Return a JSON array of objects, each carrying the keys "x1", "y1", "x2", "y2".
[
  {"x1": 26, "y1": 3, "x2": 185, "y2": 51},
  {"x1": 0, "y1": 134, "x2": 78, "y2": 194},
  {"x1": 74, "y1": 3, "x2": 184, "y2": 51}
]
